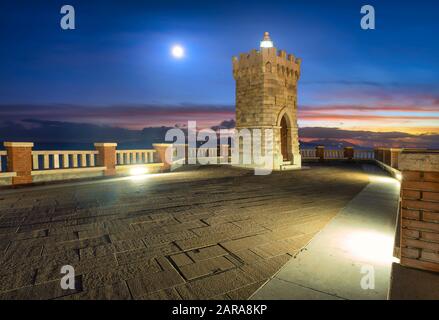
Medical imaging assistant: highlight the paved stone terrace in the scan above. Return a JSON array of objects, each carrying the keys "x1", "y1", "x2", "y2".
[{"x1": 0, "y1": 164, "x2": 369, "y2": 300}]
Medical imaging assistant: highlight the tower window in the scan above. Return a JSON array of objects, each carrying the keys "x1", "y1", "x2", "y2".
[{"x1": 265, "y1": 62, "x2": 272, "y2": 72}]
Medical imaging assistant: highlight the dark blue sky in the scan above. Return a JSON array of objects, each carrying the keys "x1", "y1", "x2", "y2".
[{"x1": 0, "y1": 0, "x2": 438, "y2": 132}]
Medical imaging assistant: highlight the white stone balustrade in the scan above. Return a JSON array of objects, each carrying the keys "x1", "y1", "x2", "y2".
[
  {"x1": 197, "y1": 147, "x2": 218, "y2": 158},
  {"x1": 116, "y1": 150, "x2": 156, "y2": 165},
  {"x1": 300, "y1": 148, "x2": 316, "y2": 159},
  {"x1": 324, "y1": 149, "x2": 345, "y2": 159},
  {"x1": 354, "y1": 150, "x2": 374, "y2": 159},
  {"x1": 32, "y1": 150, "x2": 98, "y2": 170},
  {"x1": 0, "y1": 141, "x2": 405, "y2": 187}
]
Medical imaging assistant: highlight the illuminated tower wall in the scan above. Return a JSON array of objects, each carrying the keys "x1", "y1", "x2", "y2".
[{"x1": 232, "y1": 32, "x2": 301, "y2": 170}]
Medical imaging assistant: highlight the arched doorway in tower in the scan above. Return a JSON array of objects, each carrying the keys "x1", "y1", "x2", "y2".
[{"x1": 280, "y1": 115, "x2": 289, "y2": 161}]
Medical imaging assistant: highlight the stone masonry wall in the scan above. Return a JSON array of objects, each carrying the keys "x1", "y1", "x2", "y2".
[
  {"x1": 399, "y1": 151, "x2": 439, "y2": 272},
  {"x1": 232, "y1": 41, "x2": 301, "y2": 169}
]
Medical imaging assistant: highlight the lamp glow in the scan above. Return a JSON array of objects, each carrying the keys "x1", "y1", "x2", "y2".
[
  {"x1": 260, "y1": 32, "x2": 274, "y2": 48},
  {"x1": 129, "y1": 166, "x2": 148, "y2": 176},
  {"x1": 260, "y1": 40, "x2": 273, "y2": 48}
]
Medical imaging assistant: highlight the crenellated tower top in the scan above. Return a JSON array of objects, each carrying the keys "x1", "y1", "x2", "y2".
[{"x1": 232, "y1": 32, "x2": 301, "y2": 81}]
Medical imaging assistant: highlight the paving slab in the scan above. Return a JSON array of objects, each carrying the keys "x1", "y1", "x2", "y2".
[
  {"x1": 252, "y1": 165, "x2": 400, "y2": 300},
  {"x1": 0, "y1": 164, "x2": 369, "y2": 299}
]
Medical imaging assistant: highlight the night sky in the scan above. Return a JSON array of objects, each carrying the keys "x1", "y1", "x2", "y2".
[{"x1": 0, "y1": 0, "x2": 438, "y2": 147}]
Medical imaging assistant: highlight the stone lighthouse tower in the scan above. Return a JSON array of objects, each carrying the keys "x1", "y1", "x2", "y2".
[{"x1": 232, "y1": 32, "x2": 301, "y2": 170}]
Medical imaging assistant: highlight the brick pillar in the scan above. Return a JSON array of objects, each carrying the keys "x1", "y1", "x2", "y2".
[
  {"x1": 344, "y1": 147, "x2": 354, "y2": 160},
  {"x1": 374, "y1": 148, "x2": 383, "y2": 163},
  {"x1": 4, "y1": 142, "x2": 34, "y2": 185},
  {"x1": 153, "y1": 143, "x2": 173, "y2": 171},
  {"x1": 383, "y1": 148, "x2": 392, "y2": 166},
  {"x1": 399, "y1": 150, "x2": 439, "y2": 273},
  {"x1": 390, "y1": 148, "x2": 402, "y2": 169},
  {"x1": 315, "y1": 146, "x2": 324, "y2": 161},
  {"x1": 94, "y1": 143, "x2": 117, "y2": 176}
]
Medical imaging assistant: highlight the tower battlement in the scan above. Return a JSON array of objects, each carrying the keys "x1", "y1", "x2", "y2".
[{"x1": 232, "y1": 47, "x2": 301, "y2": 80}]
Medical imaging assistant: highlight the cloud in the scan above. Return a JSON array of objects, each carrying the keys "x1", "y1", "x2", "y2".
[
  {"x1": 0, "y1": 101, "x2": 437, "y2": 149},
  {"x1": 211, "y1": 119, "x2": 236, "y2": 131},
  {"x1": 300, "y1": 104, "x2": 439, "y2": 113},
  {"x1": 299, "y1": 127, "x2": 439, "y2": 149},
  {"x1": 0, "y1": 119, "x2": 141, "y2": 144},
  {"x1": 297, "y1": 96, "x2": 439, "y2": 131},
  {"x1": 0, "y1": 118, "x2": 437, "y2": 149},
  {"x1": 301, "y1": 80, "x2": 406, "y2": 87},
  {"x1": 0, "y1": 104, "x2": 235, "y2": 130}
]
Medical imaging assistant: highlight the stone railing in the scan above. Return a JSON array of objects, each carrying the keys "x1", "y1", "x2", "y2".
[
  {"x1": 32, "y1": 150, "x2": 99, "y2": 170},
  {"x1": 324, "y1": 149, "x2": 345, "y2": 159},
  {"x1": 300, "y1": 146, "x2": 400, "y2": 179},
  {"x1": 301, "y1": 146, "x2": 375, "y2": 161},
  {"x1": 0, "y1": 141, "x2": 408, "y2": 186},
  {"x1": 353, "y1": 149, "x2": 374, "y2": 160},
  {"x1": 116, "y1": 149, "x2": 156, "y2": 165},
  {"x1": 300, "y1": 148, "x2": 316, "y2": 159},
  {"x1": 188, "y1": 147, "x2": 221, "y2": 163},
  {"x1": 0, "y1": 142, "x2": 169, "y2": 186},
  {"x1": 374, "y1": 147, "x2": 402, "y2": 169}
]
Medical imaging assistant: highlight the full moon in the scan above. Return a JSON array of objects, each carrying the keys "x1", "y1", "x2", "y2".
[{"x1": 171, "y1": 45, "x2": 184, "y2": 58}]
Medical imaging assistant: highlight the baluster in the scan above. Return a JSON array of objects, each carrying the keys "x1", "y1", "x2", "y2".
[
  {"x1": 72, "y1": 154, "x2": 78, "y2": 167},
  {"x1": 53, "y1": 154, "x2": 60, "y2": 169},
  {"x1": 43, "y1": 154, "x2": 49, "y2": 169},
  {"x1": 63, "y1": 154, "x2": 69, "y2": 168},
  {"x1": 32, "y1": 154, "x2": 39, "y2": 170},
  {"x1": 80, "y1": 153, "x2": 87, "y2": 167},
  {"x1": 126, "y1": 152, "x2": 131, "y2": 164}
]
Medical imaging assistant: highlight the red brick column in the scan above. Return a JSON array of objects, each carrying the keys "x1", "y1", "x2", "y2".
[
  {"x1": 4, "y1": 142, "x2": 34, "y2": 185},
  {"x1": 374, "y1": 148, "x2": 384, "y2": 162},
  {"x1": 94, "y1": 143, "x2": 117, "y2": 176},
  {"x1": 315, "y1": 146, "x2": 324, "y2": 161},
  {"x1": 153, "y1": 143, "x2": 173, "y2": 171},
  {"x1": 399, "y1": 150, "x2": 439, "y2": 273},
  {"x1": 344, "y1": 147, "x2": 354, "y2": 160},
  {"x1": 383, "y1": 148, "x2": 392, "y2": 166},
  {"x1": 390, "y1": 148, "x2": 402, "y2": 169}
]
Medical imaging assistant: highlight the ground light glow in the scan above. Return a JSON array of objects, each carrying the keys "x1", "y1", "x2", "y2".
[
  {"x1": 343, "y1": 231, "x2": 395, "y2": 264},
  {"x1": 171, "y1": 45, "x2": 184, "y2": 58},
  {"x1": 128, "y1": 166, "x2": 149, "y2": 181},
  {"x1": 369, "y1": 175, "x2": 400, "y2": 185}
]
